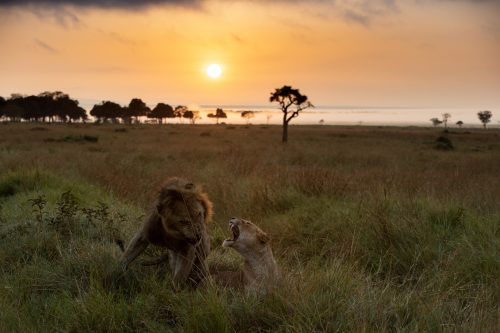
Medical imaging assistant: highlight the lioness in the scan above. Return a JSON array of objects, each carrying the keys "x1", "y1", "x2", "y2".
[
  {"x1": 120, "y1": 177, "x2": 213, "y2": 285},
  {"x1": 221, "y1": 217, "x2": 279, "y2": 295}
]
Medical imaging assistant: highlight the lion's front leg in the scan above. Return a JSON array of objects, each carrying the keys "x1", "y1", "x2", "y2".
[
  {"x1": 120, "y1": 230, "x2": 149, "y2": 270},
  {"x1": 171, "y1": 246, "x2": 196, "y2": 285}
]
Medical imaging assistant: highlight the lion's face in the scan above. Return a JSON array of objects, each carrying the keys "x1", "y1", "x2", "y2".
[
  {"x1": 223, "y1": 218, "x2": 270, "y2": 253},
  {"x1": 158, "y1": 195, "x2": 205, "y2": 245}
]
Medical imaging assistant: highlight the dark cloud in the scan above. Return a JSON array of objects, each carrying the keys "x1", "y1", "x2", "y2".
[{"x1": 34, "y1": 38, "x2": 58, "y2": 53}]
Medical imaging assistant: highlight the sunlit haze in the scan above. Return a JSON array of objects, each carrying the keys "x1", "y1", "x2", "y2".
[{"x1": 0, "y1": 0, "x2": 499, "y2": 124}]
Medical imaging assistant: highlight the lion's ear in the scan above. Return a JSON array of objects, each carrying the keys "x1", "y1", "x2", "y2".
[{"x1": 257, "y1": 230, "x2": 270, "y2": 244}]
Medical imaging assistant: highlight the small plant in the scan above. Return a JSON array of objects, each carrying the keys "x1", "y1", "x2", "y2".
[
  {"x1": 28, "y1": 194, "x2": 47, "y2": 224},
  {"x1": 81, "y1": 201, "x2": 123, "y2": 244},
  {"x1": 50, "y1": 190, "x2": 79, "y2": 233}
]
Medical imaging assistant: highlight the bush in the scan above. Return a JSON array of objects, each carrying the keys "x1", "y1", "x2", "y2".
[{"x1": 435, "y1": 136, "x2": 454, "y2": 150}]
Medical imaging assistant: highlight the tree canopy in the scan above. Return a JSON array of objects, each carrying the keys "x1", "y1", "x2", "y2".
[
  {"x1": 207, "y1": 108, "x2": 227, "y2": 124},
  {"x1": 241, "y1": 110, "x2": 255, "y2": 124},
  {"x1": 430, "y1": 117, "x2": 443, "y2": 127},
  {"x1": 148, "y1": 103, "x2": 174, "y2": 124},
  {"x1": 477, "y1": 110, "x2": 492, "y2": 128},
  {"x1": 126, "y1": 98, "x2": 150, "y2": 123},
  {"x1": 0, "y1": 92, "x2": 86, "y2": 122},
  {"x1": 90, "y1": 101, "x2": 123, "y2": 123},
  {"x1": 270, "y1": 85, "x2": 313, "y2": 142}
]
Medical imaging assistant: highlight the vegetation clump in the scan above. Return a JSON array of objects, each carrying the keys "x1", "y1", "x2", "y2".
[
  {"x1": 45, "y1": 135, "x2": 99, "y2": 143},
  {"x1": 435, "y1": 135, "x2": 454, "y2": 150}
]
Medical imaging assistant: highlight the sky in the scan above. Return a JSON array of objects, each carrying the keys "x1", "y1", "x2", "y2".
[{"x1": 0, "y1": 0, "x2": 499, "y2": 123}]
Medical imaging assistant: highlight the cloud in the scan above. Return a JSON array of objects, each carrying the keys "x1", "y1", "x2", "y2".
[
  {"x1": 336, "y1": 0, "x2": 399, "y2": 27},
  {"x1": 34, "y1": 38, "x2": 58, "y2": 53},
  {"x1": 0, "y1": 0, "x2": 202, "y2": 9},
  {"x1": 30, "y1": 6, "x2": 82, "y2": 29},
  {"x1": 342, "y1": 9, "x2": 370, "y2": 27}
]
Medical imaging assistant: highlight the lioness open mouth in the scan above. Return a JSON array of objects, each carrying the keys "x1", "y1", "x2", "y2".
[{"x1": 225, "y1": 222, "x2": 240, "y2": 242}]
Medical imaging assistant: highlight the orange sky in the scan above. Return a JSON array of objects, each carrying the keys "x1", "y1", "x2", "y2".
[{"x1": 0, "y1": 0, "x2": 499, "y2": 113}]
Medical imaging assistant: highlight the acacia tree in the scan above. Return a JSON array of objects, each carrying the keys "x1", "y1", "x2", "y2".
[
  {"x1": 0, "y1": 96, "x2": 5, "y2": 119},
  {"x1": 207, "y1": 108, "x2": 227, "y2": 124},
  {"x1": 183, "y1": 110, "x2": 201, "y2": 125},
  {"x1": 126, "y1": 98, "x2": 150, "y2": 124},
  {"x1": 148, "y1": 103, "x2": 174, "y2": 124},
  {"x1": 477, "y1": 110, "x2": 492, "y2": 129},
  {"x1": 442, "y1": 113, "x2": 451, "y2": 128},
  {"x1": 174, "y1": 105, "x2": 188, "y2": 123},
  {"x1": 270, "y1": 85, "x2": 313, "y2": 143},
  {"x1": 90, "y1": 101, "x2": 123, "y2": 123},
  {"x1": 456, "y1": 120, "x2": 463, "y2": 128},
  {"x1": 241, "y1": 110, "x2": 255, "y2": 124},
  {"x1": 430, "y1": 117, "x2": 443, "y2": 127}
]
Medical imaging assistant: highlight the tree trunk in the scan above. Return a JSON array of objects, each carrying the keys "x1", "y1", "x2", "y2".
[{"x1": 282, "y1": 117, "x2": 288, "y2": 143}]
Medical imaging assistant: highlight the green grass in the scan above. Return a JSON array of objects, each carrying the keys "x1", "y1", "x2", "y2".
[{"x1": 0, "y1": 123, "x2": 499, "y2": 332}]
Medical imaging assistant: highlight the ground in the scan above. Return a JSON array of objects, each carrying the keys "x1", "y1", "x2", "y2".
[{"x1": 0, "y1": 123, "x2": 499, "y2": 332}]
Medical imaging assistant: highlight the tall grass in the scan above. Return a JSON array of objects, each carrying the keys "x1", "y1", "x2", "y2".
[{"x1": 0, "y1": 124, "x2": 499, "y2": 331}]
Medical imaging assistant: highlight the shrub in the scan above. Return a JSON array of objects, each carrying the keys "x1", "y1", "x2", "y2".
[{"x1": 435, "y1": 136, "x2": 454, "y2": 150}]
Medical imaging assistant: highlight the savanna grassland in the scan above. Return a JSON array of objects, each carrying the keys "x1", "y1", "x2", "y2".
[{"x1": 0, "y1": 123, "x2": 499, "y2": 332}]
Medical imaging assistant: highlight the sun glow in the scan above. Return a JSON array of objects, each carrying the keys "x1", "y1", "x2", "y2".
[{"x1": 206, "y1": 64, "x2": 222, "y2": 79}]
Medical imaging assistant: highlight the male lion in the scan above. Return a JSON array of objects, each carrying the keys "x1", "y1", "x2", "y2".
[
  {"x1": 120, "y1": 177, "x2": 213, "y2": 285},
  {"x1": 221, "y1": 218, "x2": 279, "y2": 295}
]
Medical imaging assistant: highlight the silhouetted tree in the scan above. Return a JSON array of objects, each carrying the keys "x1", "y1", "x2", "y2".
[
  {"x1": 319, "y1": 119, "x2": 325, "y2": 125},
  {"x1": 456, "y1": 120, "x2": 463, "y2": 128},
  {"x1": 270, "y1": 85, "x2": 313, "y2": 143},
  {"x1": 442, "y1": 113, "x2": 451, "y2": 129},
  {"x1": 0, "y1": 96, "x2": 5, "y2": 119},
  {"x1": 0, "y1": 92, "x2": 86, "y2": 123},
  {"x1": 477, "y1": 110, "x2": 492, "y2": 129},
  {"x1": 241, "y1": 110, "x2": 255, "y2": 124},
  {"x1": 174, "y1": 105, "x2": 188, "y2": 123},
  {"x1": 90, "y1": 101, "x2": 123, "y2": 123},
  {"x1": 3, "y1": 102, "x2": 23, "y2": 122},
  {"x1": 207, "y1": 108, "x2": 227, "y2": 124},
  {"x1": 38, "y1": 91, "x2": 71, "y2": 122},
  {"x1": 54, "y1": 94, "x2": 86, "y2": 122},
  {"x1": 148, "y1": 103, "x2": 174, "y2": 124},
  {"x1": 126, "y1": 98, "x2": 150, "y2": 124},
  {"x1": 183, "y1": 110, "x2": 201, "y2": 125},
  {"x1": 430, "y1": 117, "x2": 443, "y2": 127}
]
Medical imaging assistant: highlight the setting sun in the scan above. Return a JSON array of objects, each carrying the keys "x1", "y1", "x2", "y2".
[{"x1": 206, "y1": 64, "x2": 222, "y2": 79}]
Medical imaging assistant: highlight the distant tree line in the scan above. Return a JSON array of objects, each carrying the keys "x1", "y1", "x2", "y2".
[
  {"x1": 0, "y1": 92, "x2": 87, "y2": 123},
  {"x1": 429, "y1": 111, "x2": 494, "y2": 129},
  {"x1": 89, "y1": 99, "x2": 204, "y2": 125},
  {"x1": 0, "y1": 92, "x2": 229, "y2": 125}
]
